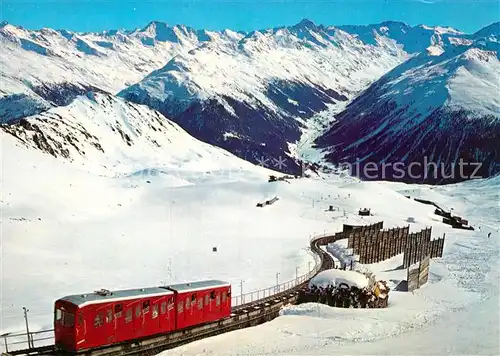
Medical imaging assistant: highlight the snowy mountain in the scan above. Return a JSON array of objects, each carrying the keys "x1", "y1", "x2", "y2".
[
  {"x1": 337, "y1": 21, "x2": 465, "y2": 53},
  {"x1": 119, "y1": 20, "x2": 497, "y2": 175},
  {"x1": 0, "y1": 93, "x2": 253, "y2": 175},
  {"x1": 2, "y1": 19, "x2": 498, "y2": 181},
  {"x1": 315, "y1": 24, "x2": 500, "y2": 184},
  {"x1": 118, "y1": 20, "x2": 410, "y2": 174},
  {"x1": 0, "y1": 20, "x2": 232, "y2": 123}
]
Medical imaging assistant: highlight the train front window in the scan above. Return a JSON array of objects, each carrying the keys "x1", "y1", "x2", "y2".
[
  {"x1": 55, "y1": 308, "x2": 62, "y2": 322},
  {"x1": 63, "y1": 312, "x2": 75, "y2": 327},
  {"x1": 55, "y1": 308, "x2": 75, "y2": 327}
]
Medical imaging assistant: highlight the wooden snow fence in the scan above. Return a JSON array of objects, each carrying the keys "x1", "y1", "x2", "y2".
[
  {"x1": 403, "y1": 231, "x2": 444, "y2": 268},
  {"x1": 406, "y1": 256, "x2": 431, "y2": 292},
  {"x1": 348, "y1": 222, "x2": 418, "y2": 264}
]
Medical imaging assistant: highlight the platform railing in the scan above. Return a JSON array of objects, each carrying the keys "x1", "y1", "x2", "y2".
[
  {"x1": 1, "y1": 232, "x2": 335, "y2": 354},
  {"x1": 1, "y1": 329, "x2": 54, "y2": 353},
  {"x1": 231, "y1": 233, "x2": 327, "y2": 307}
]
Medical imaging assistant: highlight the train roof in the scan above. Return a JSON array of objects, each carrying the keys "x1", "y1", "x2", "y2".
[
  {"x1": 59, "y1": 287, "x2": 174, "y2": 307},
  {"x1": 165, "y1": 279, "x2": 230, "y2": 293},
  {"x1": 58, "y1": 280, "x2": 230, "y2": 307}
]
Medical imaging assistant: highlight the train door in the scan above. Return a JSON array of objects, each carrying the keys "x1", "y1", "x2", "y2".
[
  {"x1": 103, "y1": 305, "x2": 115, "y2": 345},
  {"x1": 132, "y1": 300, "x2": 145, "y2": 338},
  {"x1": 175, "y1": 293, "x2": 186, "y2": 330},
  {"x1": 206, "y1": 290, "x2": 218, "y2": 322},
  {"x1": 166, "y1": 296, "x2": 175, "y2": 331},
  {"x1": 184, "y1": 293, "x2": 195, "y2": 328},
  {"x1": 149, "y1": 296, "x2": 163, "y2": 335},
  {"x1": 113, "y1": 302, "x2": 131, "y2": 344},
  {"x1": 195, "y1": 293, "x2": 204, "y2": 324},
  {"x1": 75, "y1": 310, "x2": 87, "y2": 350},
  {"x1": 91, "y1": 304, "x2": 114, "y2": 348},
  {"x1": 215, "y1": 289, "x2": 221, "y2": 318},
  {"x1": 222, "y1": 286, "x2": 231, "y2": 316}
]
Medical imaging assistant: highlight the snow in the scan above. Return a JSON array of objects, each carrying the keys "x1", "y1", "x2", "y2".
[
  {"x1": 308, "y1": 269, "x2": 369, "y2": 289},
  {"x1": 118, "y1": 24, "x2": 409, "y2": 115},
  {"x1": 0, "y1": 22, "x2": 224, "y2": 96},
  {"x1": 153, "y1": 176, "x2": 499, "y2": 356},
  {"x1": 1, "y1": 17, "x2": 499, "y2": 356},
  {"x1": 426, "y1": 45, "x2": 445, "y2": 56},
  {"x1": 447, "y1": 49, "x2": 500, "y2": 116},
  {"x1": 2, "y1": 127, "x2": 499, "y2": 355},
  {"x1": 0, "y1": 93, "x2": 255, "y2": 175}
]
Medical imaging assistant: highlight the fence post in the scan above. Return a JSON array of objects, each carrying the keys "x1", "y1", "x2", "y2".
[
  {"x1": 23, "y1": 307, "x2": 33, "y2": 349},
  {"x1": 239, "y1": 280, "x2": 244, "y2": 304},
  {"x1": 2, "y1": 334, "x2": 9, "y2": 353}
]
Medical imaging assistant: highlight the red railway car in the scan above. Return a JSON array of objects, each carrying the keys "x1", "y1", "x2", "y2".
[
  {"x1": 54, "y1": 280, "x2": 231, "y2": 352},
  {"x1": 167, "y1": 280, "x2": 231, "y2": 330}
]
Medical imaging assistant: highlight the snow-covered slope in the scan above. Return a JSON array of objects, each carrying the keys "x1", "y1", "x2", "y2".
[
  {"x1": 4, "y1": 128, "x2": 498, "y2": 353},
  {"x1": 315, "y1": 24, "x2": 500, "y2": 184},
  {"x1": 0, "y1": 93, "x2": 255, "y2": 175},
  {"x1": 0, "y1": 21, "x2": 233, "y2": 122},
  {"x1": 155, "y1": 176, "x2": 499, "y2": 356}
]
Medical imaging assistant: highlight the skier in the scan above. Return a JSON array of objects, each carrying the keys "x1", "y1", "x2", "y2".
[{"x1": 488, "y1": 232, "x2": 491, "y2": 238}]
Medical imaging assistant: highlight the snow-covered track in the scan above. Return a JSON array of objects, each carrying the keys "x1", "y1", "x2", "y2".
[{"x1": 1, "y1": 232, "x2": 340, "y2": 356}]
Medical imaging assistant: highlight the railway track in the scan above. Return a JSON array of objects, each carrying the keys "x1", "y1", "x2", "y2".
[{"x1": 2, "y1": 232, "x2": 342, "y2": 356}]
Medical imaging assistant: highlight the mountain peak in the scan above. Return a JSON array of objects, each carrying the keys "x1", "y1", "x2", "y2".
[
  {"x1": 379, "y1": 20, "x2": 409, "y2": 28},
  {"x1": 141, "y1": 20, "x2": 170, "y2": 31},
  {"x1": 294, "y1": 18, "x2": 317, "y2": 29}
]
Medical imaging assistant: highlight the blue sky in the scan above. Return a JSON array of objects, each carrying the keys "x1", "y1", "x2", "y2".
[{"x1": 1, "y1": 0, "x2": 498, "y2": 34}]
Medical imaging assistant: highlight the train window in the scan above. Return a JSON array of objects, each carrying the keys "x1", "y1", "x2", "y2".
[
  {"x1": 222, "y1": 291, "x2": 227, "y2": 303},
  {"x1": 178, "y1": 301, "x2": 183, "y2": 313},
  {"x1": 191, "y1": 294, "x2": 196, "y2": 302},
  {"x1": 152, "y1": 304, "x2": 159, "y2": 319},
  {"x1": 62, "y1": 311, "x2": 75, "y2": 327},
  {"x1": 114, "y1": 304, "x2": 123, "y2": 318},
  {"x1": 216, "y1": 295, "x2": 220, "y2": 306},
  {"x1": 168, "y1": 298, "x2": 174, "y2": 311},
  {"x1": 94, "y1": 313, "x2": 103, "y2": 327},
  {"x1": 198, "y1": 298, "x2": 203, "y2": 310},
  {"x1": 205, "y1": 295, "x2": 209, "y2": 306},
  {"x1": 125, "y1": 309, "x2": 132, "y2": 323},
  {"x1": 78, "y1": 313, "x2": 83, "y2": 326},
  {"x1": 135, "y1": 305, "x2": 141, "y2": 318},
  {"x1": 55, "y1": 309, "x2": 62, "y2": 322},
  {"x1": 106, "y1": 309, "x2": 112, "y2": 323},
  {"x1": 143, "y1": 300, "x2": 150, "y2": 314},
  {"x1": 186, "y1": 297, "x2": 190, "y2": 309},
  {"x1": 161, "y1": 301, "x2": 166, "y2": 314},
  {"x1": 210, "y1": 291, "x2": 216, "y2": 299}
]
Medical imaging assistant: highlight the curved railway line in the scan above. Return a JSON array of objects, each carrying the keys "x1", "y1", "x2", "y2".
[{"x1": 2, "y1": 231, "x2": 342, "y2": 356}]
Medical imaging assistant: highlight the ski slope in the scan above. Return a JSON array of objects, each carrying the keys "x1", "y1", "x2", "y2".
[{"x1": 1, "y1": 131, "x2": 499, "y2": 354}]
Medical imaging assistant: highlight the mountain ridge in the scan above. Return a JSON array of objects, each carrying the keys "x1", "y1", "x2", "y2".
[
  {"x1": 2, "y1": 19, "x2": 499, "y2": 182},
  {"x1": 314, "y1": 30, "x2": 500, "y2": 184}
]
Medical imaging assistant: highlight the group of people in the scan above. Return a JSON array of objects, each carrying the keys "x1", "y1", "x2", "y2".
[{"x1": 303, "y1": 283, "x2": 376, "y2": 308}]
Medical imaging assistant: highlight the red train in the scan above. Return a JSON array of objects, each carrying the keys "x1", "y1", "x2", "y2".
[{"x1": 54, "y1": 280, "x2": 231, "y2": 352}]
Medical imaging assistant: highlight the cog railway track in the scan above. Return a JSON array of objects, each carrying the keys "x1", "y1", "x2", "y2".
[{"x1": 2, "y1": 232, "x2": 341, "y2": 356}]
